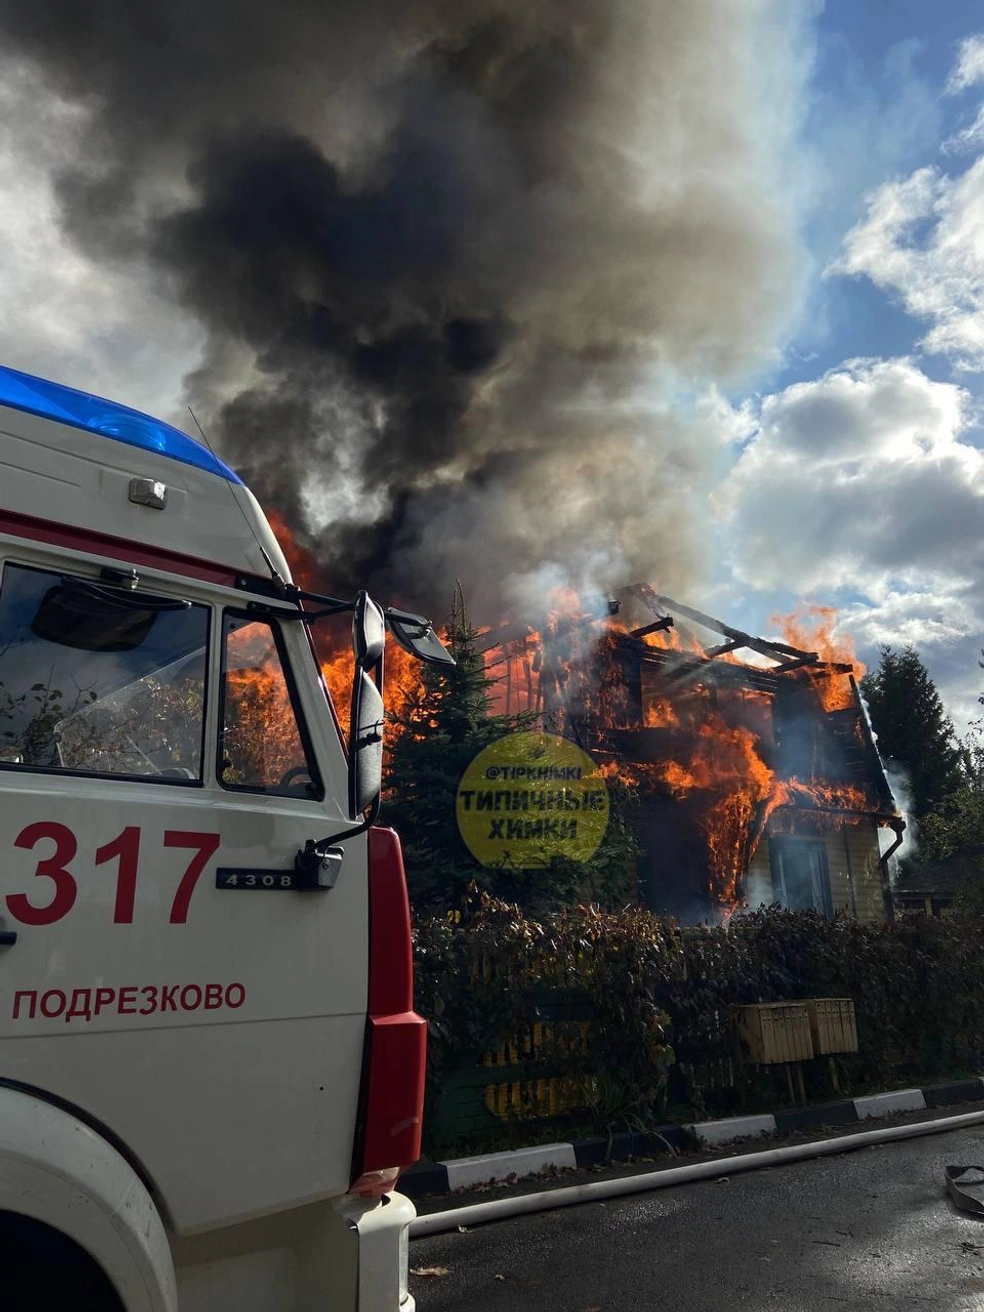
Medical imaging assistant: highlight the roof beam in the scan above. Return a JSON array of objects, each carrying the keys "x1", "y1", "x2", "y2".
[{"x1": 622, "y1": 585, "x2": 820, "y2": 666}]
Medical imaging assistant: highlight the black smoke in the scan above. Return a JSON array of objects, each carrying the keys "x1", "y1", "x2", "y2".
[{"x1": 0, "y1": 1, "x2": 802, "y2": 615}]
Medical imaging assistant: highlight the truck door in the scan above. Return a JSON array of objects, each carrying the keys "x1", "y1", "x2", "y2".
[{"x1": 0, "y1": 551, "x2": 368, "y2": 1233}]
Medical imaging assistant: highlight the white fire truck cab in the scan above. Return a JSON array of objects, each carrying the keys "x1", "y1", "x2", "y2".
[{"x1": 0, "y1": 366, "x2": 448, "y2": 1311}]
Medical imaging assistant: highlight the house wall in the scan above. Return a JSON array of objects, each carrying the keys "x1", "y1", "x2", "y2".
[{"x1": 744, "y1": 816, "x2": 887, "y2": 921}]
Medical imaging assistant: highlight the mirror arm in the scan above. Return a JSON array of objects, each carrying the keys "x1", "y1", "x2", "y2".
[
  {"x1": 294, "y1": 795, "x2": 381, "y2": 888},
  {"x1": 246, "y1": 598, "x2": 355, "y2": 623},
  {"x1": 288, "y1": 585, "x2": 351, "y2": 609}
]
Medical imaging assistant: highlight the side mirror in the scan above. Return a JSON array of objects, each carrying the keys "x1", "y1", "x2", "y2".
[
  {"x1": 353, "y1": 590, "x2": 385, "y2": 666},
  {"x1": 386, "y1": 607, "x2": 456, "y2": 667},
  {"x1": 296, "y1": 591, "x2": 451, "y2": 875},
  {"x1": 349, "y1": 668, "x2": 384, "y2": 817},
  {"x1": 348, "y1": 590, "x2": 386, "y2": 821}
]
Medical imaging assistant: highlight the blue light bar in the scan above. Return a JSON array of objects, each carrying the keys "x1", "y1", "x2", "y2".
[{"x1": 0, "y1": 364, "x2": 243, "y2": 483}]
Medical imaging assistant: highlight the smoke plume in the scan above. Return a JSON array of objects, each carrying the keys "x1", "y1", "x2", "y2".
[{"x1": 0, "y1": 1, "x2": 805, "y2": 617}]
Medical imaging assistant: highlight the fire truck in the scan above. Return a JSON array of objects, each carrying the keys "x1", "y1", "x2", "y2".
[{"x1": 0, "y1": 365, "x2": 450, "y2": 1310}]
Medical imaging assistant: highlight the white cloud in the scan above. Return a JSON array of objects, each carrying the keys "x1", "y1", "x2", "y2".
[
  {"x1": 0, "y1": 57, "x2": 202, "y2": 424},
  {"x1": 946, "y1": 33, "x2": 984, "y2": 94},
  {"x1": 714, "y1": 358, "x2": 984, "y2": 726},
  {"x1": 944, "y1": 104, "x2": 984, "y2": 154},
  {"x1": 832, "y1": 158, "x2": 984, "y2": 370}
]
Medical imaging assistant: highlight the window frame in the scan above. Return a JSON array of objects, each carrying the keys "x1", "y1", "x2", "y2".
[
  {"x1": 0, "y1": 558, "x2": 211, "y2": 788},
  {"x1": 769, "y1": 835, "x2": 834, "y2": 918},
  {"x1": 216, "y1": 607, "x2": 325, "y2": 801}
]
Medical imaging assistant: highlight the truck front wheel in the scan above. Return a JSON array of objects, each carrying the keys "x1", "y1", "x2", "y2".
[{"x1": 0, "y1": 1211, "x2": 124, "y2": 1311}]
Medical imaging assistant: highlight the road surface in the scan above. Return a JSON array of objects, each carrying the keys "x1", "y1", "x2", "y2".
[{"x1": 411, "y1": 1124, "x2": 984, "y2": 1310}]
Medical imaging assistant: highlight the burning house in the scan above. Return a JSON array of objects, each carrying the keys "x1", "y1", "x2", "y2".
[
  {"x1": 12, "y1": 1, "x2": 901, "y2": 926},
  {"x1": 480, "y1": 586, "x2": 904, "y2": 923}
]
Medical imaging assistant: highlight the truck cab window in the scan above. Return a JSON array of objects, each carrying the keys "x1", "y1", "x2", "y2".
[
  {"x1": 0, "y1": 562, "x2": 208, "y2": 781},
  {"x1": 219, "y1": 615, "x2": 322, "y2": 799}
]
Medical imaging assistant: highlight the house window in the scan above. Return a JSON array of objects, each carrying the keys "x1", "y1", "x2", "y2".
[{"x1": 769, "y1": 837, "x2": 833, "y2": 917}]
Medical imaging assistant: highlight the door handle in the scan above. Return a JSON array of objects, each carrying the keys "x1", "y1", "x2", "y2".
[{"x1": 0, "y1": 930, "x2": 16, "y2": 947}]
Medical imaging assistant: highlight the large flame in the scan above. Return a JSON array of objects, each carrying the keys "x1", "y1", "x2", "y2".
[
  {"x1": 222, "y1": 621, "x2": 308, "y2": 786},
  {"x1": 489, "y1": 597, "x2": 877, "y2": 912},
  {"x1": 265, "y1": 508, "x2": 323, "y2": 593},
  {"x1": 266, "y1": 510, "x2": 426, "y2": 740},
  {"x1": 772, "y1": 605, "x2": 865, "y2": 712},
  {"x1": 264, "y1": 510, "x2": 875, "y2": 914}
]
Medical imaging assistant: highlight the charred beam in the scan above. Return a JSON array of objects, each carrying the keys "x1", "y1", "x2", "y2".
[
  {"x1": 772, "y1": 656, "x2": 822, "y2": 674},
  {"x1": 623, "y1": 585, "x2": 820, "y2": 666},
  {"x1": 705, "y1": 638, "x2": 743, "y2": 658},
  {"x1": 476, "y1": 621, "x2": 537, "y2": 653},
  {"x1": 762, "y1": 640, "x2": 821, "y2": 660},
  {"x1": 620, "y1": 640, "x2": 782, "y2": 692},
  {"x1": 630, "y1": 616, "x2": 675, "y2": 639}
]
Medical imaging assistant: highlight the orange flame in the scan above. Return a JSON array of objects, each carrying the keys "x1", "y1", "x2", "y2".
[
  {"x1": 772, "y1": 605, "x2": 866, "y2": 712},
  {"x1": 494, "y1": 603, "x2": 878, "y2": 911},
  {"x1": 265, "y1": 508, "x2": 322, "y2": 593},
  {"x1": 222, "y1": 622, "x2": 308, "y2": 786},
  {"x1": 263, "y1": 504, "x2": 874, "y2": 913},
  {"x1": 315, "y1": 639, "x2": 424, "y2": 740},
  {"x1": 265, "y1": 508, "x2": 429, "y2": 739}
]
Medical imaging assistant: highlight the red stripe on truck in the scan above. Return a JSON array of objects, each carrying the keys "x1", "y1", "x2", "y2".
[
  {"x1": 349, "y1": 828, "x2": 426, "y2": 1195},
  {"x1": 0, "y1": 507, "x2": 250, "y2": 588}
]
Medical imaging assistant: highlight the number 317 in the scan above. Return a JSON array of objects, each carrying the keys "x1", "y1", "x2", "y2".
[{"x1": 5, "y1": 823, "x2": 220, "y2": 926}]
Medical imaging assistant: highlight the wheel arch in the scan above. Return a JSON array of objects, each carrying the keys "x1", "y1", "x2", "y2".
[{"x1": 0, "y1": 1083, "x2": 176, "y2": 1312}]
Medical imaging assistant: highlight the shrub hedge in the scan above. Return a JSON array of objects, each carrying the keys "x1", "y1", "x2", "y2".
[{"x1": 413, "y1": 895, "x2": 984, "y2": 1150}]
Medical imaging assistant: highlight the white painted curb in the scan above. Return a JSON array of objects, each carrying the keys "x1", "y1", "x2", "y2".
[
  {"x1": 413, "y1": 1109, "x2": 984, "y2": 1238},
  {"x1": 442, "y1": 1142, "x2": 578, "y2": 1191},
  {"x1": 854, "y1": 1089, "x2": 926, "y2": 1119},
  {"x1": 690, "y1": 1114, "x2": 777, "y2": 1148}
]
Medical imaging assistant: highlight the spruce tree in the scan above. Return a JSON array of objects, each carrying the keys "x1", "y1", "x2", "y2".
[
  {"x1": 860, "y1": 645, "x2": 963, "y2": 823},
  {"x1": 384, "y1": 590, "x2": 640, "y2": 913},
  {"x1": 383, "y1": 592, "x2": 533, "y2": 910}
]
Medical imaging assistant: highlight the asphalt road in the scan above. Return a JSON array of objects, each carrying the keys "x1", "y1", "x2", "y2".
[{"x1": 410, "y1": 1124, "x2": 984, "y2": 1311}]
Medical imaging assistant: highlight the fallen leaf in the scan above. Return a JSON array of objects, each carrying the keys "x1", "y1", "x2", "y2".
[
  {"x1": 411, "y1": 1266, "x2": 451, "y2": 1278},
  {"x1": 457, "y1": 1225, "x2": 469, "y2": 1233},
  {"x1": 494, "y1": 1273, "x2": 506, "y2": 1281}
]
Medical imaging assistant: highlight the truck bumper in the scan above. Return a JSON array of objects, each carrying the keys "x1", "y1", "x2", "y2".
[
  {"x1": 173, "y1": 1189, "x2": 416, "y2": 1312},
  {"x1": 336, "y1": 1190, "x2": 416, "y2": 1312}
]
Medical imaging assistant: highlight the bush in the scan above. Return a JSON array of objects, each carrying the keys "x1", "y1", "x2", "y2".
[{"x1": 414, "y1": 900, "x2": 984, "y2": 1151}]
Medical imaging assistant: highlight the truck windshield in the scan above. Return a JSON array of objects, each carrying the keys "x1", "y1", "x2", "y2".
[{"x1": 0, "y1": 562, "x2": 209, "y2": 781}]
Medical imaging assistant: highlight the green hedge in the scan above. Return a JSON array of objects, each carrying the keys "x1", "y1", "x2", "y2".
[{"x1": 413, "y1": 895, "x2": 984, "y2": 1149}]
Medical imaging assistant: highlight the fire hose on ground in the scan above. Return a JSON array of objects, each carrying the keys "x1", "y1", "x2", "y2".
[{"x1": 410, "y1": 1107, "x2": 984, "y2": 1238}]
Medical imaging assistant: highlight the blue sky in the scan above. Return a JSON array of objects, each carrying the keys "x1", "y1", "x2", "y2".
[
  {"x1": 790, "y1": 0, "x2": 981, "y2": 383},
  {"x1": 0, "y1": 1, "x2": 982, "y2": 731},
  {"x1": 711, "y1": 3, "x2": 984, "y2": 730}
]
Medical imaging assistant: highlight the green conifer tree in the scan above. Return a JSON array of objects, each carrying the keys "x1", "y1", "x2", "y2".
[
  {"x1": 384, "y1": 587, "x2": 639, "y2": 912},
  {"x1": 860, "y1": 645, "x2": 963, "y2": 823}
]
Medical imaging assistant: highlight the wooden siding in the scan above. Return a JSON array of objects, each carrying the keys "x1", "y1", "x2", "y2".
[{"x1": 745, "y1": 815, "x2": 887, "y2": 921}]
